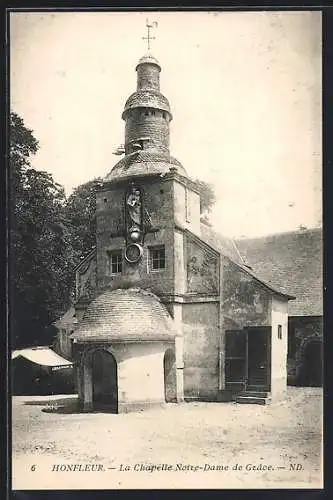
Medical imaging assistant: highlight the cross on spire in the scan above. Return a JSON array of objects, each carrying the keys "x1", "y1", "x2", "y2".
[{"x1": 142, "y1": 19, "x2": 158, "y2": 51}]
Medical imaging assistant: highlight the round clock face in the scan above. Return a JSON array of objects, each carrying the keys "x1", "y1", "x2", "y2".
[{"x1": 125, "y1": 243, "x2": 143, "y2": 264}]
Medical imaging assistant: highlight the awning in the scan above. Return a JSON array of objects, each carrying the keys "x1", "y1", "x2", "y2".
[{"x1": 12, "y1": 347, "x2": 73, "y2": 369}]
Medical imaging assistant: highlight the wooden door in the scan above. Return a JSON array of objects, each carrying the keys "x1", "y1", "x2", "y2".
[{"x1": 246, "y1": 327, "x2": 270, "y2": 391}]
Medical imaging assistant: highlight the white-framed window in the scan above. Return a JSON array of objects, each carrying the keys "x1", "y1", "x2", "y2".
[
  {"x1": 108, "y1": 250, "x2": 122, "y2": 275},
  {"x1": 149, "y1": 245, "x2": 166, "y2": 271}
]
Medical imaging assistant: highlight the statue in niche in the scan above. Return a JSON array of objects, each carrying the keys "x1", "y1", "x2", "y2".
[
  {"x1": 126, "y1": 185, "x2": 142, "y2": 229},
  {"x1": 124, "y1": 182, "x2": 155, "y2": 252},
  {"x1": 126, "y1": 184, "x2": 143, "y2": 243}
]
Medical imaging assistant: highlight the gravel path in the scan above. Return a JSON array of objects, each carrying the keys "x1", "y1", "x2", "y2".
[{"x1": 12, "y1": 387, "x2": 322, "y2": 489}]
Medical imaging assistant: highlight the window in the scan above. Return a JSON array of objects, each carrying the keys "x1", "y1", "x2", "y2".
[
  {"x1": 278, "y1": 324, "x2": 282, "y2": 340},
  {"x1": 149, "y1": 246, "x2": 165, "y2": 271},
  {"x1": 108, "y1": 250, "x2": 122, "y2": 275}
]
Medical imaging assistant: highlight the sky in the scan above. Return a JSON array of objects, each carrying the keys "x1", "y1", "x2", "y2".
[{"x1": 10, "y1": 10, "x2": 322, "y2": 239}]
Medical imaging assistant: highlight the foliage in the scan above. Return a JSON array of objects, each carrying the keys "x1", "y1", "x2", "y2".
[
  {"x1": 193, "y1": 178, "x2": 216, "y2": 225},
  {"x1": 62, "y1": 178, "x2": 102, "y2": 261},
  {"x1": 10, "y1": 112, "x2": 75, "y2": 348}
]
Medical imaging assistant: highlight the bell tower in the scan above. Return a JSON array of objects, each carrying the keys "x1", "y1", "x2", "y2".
[
  {"x1": 95, "y1": 22, "x2": 201, "y2": 296},
  {"x1": 122, "y1": 53, "x2": 172, "y2": 156}
]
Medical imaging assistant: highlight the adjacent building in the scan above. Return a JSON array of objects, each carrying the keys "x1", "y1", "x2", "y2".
[{"x1": 237, "y1": 228, "x2": 323, "y2": 386}]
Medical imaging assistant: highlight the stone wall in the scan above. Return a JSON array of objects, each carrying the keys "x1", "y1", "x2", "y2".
[
  {"x1": 125, "y1": 108, "x2": 170, "y2": 152},
  {"x1": 137, "y1": 63, "x2": 160, "y2": 91},
  {"x1": 96, "y1": 177, "x2": 175, "y2": 295},
  {"x1": 288, "y1": 315, "x2": 323, "y2": 386}
]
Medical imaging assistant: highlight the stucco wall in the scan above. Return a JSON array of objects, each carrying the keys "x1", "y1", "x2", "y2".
[
  {"x1": 185, "y1": 238, "x2": 219, "y2": 294},
  {"x1": 78, "y1": 342, "x2": 174, "y2": 413},
  {"x1": 222, "y1": 258, "x2": 271, "y2": 330},
  {"x1": 270, "y1": 297, "x2": 288, "y2": 401},
  {"x1": 173, "y1": 182, "x2": 200, "y2": 234},
  {"x1": 182, "y1": 302, "x2": 220, "y2": 400}
]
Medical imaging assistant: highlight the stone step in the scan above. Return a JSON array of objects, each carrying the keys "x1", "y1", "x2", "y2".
[
  {"x1": 235, "y1": 395, "x2": 271, "y2": 405},
  {"x1": 239, "y1": 391, "x2": 269, "y2": 398}
]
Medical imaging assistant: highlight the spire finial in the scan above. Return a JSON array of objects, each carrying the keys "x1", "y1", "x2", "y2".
[{"x1": 142, "y1": 19, "x2": 158, "y2": 52}]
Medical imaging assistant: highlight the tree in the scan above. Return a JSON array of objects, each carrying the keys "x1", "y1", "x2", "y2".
[
  {"x1": 63, "y1": 178, "x2": 103, "y2": 261},
  {"x1": 193, "y1": 178, "x2": 216, "y2": 226},
  {"x1": 10, "y1": 112, "x2": 75, "y2": 348}
]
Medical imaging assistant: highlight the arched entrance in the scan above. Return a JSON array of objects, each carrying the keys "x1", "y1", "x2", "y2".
[
  {"x1": 92, "y1": 350, "x2": 118, "y2": 412},
  {"x1": 301, "y1": 339, "x2": 323, "y2": 387},
  {"x1": 164, "y1": 348, "x2": 177, "y2": 403}
]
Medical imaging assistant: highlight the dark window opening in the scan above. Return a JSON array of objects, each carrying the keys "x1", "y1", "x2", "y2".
[
  {"x1": 278, "y1": 324, "x2": 282, "y2": 339},
  {"x1": 108, "y1": 250, "x2": 122, "y2": 275},
  {"x1": 149, "y1": 246, "x2": 165, "y2": 271}
]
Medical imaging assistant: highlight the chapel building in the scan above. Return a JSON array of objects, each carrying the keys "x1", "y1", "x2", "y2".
[{"x1": 68, "y1": 51, "x2": 294, "y2": 412}]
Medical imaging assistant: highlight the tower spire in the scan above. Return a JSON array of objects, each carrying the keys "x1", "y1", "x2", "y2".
[{"x1": 142, "y1": 20, "x2": 158, "y2": 52}]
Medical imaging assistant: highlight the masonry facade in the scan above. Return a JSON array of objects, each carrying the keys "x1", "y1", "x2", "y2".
[{"x1": 60, "y1": 52, "x2": 293, "y2": 412}]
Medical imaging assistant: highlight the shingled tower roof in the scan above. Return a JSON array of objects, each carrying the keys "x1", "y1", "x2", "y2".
[{"x1": 104, "y1": 52, "x2": 187, "y2": 183}]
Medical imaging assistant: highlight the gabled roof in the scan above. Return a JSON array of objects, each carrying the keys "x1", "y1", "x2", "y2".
[
  {"x1": 54, "y1": 306, "x2": 77, "y2": 330},
  {"x1": 73, "y1": 247, "x2": 96, "y2": 273},
  {"x1": 236, "y1": 228, "x2": 322, "y2": 316},
  {"x1": 182, "y1": 224, "x2": 294, "y2": 300}
]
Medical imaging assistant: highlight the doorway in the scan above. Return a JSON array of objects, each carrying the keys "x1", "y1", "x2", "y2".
[
  {"x1": 246, "y1": 327, "x2": 269, "y2": 390},
  {"x1": 92, "y1": 350, "x2": 118, "y2": 412},
  {"x1": 301, "y1": 339, "x2": 323, "y2": 387},
  {"x1": 225, "y1": 327, "x2": 270, "y2": 392},
  {"x1": 164, "y1": 348, "x2": 177, "y2": 402}
]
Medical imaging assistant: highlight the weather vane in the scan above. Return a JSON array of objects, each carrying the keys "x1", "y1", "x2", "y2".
[{"x1": 142, "y1": 19, "x2": 158, "y2": 51}]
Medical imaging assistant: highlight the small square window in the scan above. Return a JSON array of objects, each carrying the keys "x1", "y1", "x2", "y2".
[
  {"x1": 149, "y1": 246, "x2": 165, "y2": 271},
  {"x1": 108, "y1": 250, "x2": 122, "y2": 275},
  {"x1": 278, "y1": 325, "x2": 282, "y2": 340}
]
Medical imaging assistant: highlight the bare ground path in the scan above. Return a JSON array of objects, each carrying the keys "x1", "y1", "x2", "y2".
[{"x1": 12, "y1": 387, "x2": 322, "y2": 489}]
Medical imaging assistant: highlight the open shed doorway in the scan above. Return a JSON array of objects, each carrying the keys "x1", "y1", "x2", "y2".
[
  {"x1": 92, "y1": 350, "x2": 118, "y2": 412},
  {"x1": 301, "y1": 339, "x2": 323, "y2": 387},
  {"x1": 164, "y1": 348, "x2": 177, "y2": 403}
]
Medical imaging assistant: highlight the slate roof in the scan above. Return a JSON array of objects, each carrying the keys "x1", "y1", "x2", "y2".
[
  {"x1": 71, "y1": 288, "x2": 177, "y2": 342},
  {"x1": 236, "y1": 228, "x2": 322, "y2": 316},
  {"x1": 54, "y1": 306, "x2": 77, "y2": 330},
  {"x1": 136, "y1": 53, "x2": 161, "y2": 70},
  {"x1": 122, "y1": 89, "x2": 171, "y2": 118},
  {"x1": 200, "y1": 224, "x2": 245, "y2": 267},
  {"x1": 104, "y1": 149, "x2": 188, "y2": 182}
]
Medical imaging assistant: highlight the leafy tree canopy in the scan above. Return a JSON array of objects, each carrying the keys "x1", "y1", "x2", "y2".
[
  {"x1": 10, "y1": 112, "x2": 75, "y2": 349},
  {"x1": 194, "y1": 178, "x2": 216, "y2": 215}
]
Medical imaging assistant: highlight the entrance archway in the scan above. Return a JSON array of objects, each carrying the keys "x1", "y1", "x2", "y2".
[
  {"x1": 92, "y1": 350, "x2": 118, "y2": 412},
  {"x1": 301, "y1": 339, "x2": 323, "y2": 387},
  {"x1": 164, "y1": 348, "x2": 177, "y2": 403}
]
